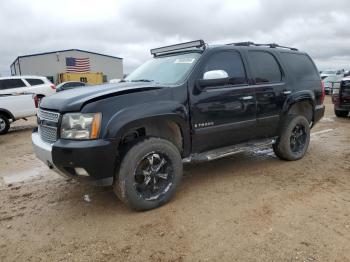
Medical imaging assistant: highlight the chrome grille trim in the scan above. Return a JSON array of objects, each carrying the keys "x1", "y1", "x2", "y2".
[
  {"x1": 38, "y1": 125, "x2": 58, "y2": 144},
  {"x1": 38, "y1": 109, "x2": 60, "y2": 123}
]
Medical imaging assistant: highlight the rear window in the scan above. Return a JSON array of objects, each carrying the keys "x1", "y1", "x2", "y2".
[
  {"x1": 280, "y1": 53, "x2": 319, "y2": 81},
  {"x1": 26, "y1": 78, "x2": 44, "y2": 86},
  {"x1": 0, "y1": 79, "x2": 26, "y2": 90},
  {"x1": 248, "y1": 51, "x2": 282, "y2": 84}
]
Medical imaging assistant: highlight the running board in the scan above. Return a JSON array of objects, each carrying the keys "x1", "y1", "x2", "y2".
[{"x1": 183, "y1": 138, "x2": 276, "y2": 163}]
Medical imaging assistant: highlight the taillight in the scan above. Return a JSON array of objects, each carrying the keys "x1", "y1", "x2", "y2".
[
  {"x1": 320, "y1": 81, "x2": 325, "y2": 104},
  {"x1": 34, "y1": 95, "x2": 39, "y2": 108},
  {"x1": 50, "y1": 84, "x2": 56, "y2": 90}
]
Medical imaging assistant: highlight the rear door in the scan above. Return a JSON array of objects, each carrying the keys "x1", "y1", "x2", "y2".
[
  {"x1": 0, "y1": 79, "x2": 28, "y2": 95},
  {"x1": 246, "y1": 50, "x2": 286, "y2": 138},
  {"x1": 24, "y1": 78, "x2": 54, "y2": 96},
  {"x1": 190, "y1": 50, "x2": 257, "y2": 153}
]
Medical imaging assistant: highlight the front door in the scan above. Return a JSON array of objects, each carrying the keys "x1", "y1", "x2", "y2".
[
  {"x1": 190, "y1": 50, "x2": 257, "y2": 153},
  {"x1": 0, "y1": 79, "x2": 27, "y2": 95}
]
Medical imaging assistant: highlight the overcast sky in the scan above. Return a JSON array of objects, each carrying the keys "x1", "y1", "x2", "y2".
[{"x1": 1, "y1": 0, "x2": 350, "y2": 76}]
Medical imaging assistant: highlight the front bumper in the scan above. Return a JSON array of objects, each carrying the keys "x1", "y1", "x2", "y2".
[
  {"x1": 32, "y1": 132, "x2": 117, "y2": 186},
  {"x1": 32, "y1": 131, "x2": 54, "y2": 168}
]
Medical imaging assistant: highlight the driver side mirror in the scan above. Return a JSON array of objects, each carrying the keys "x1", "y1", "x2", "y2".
[
  {"x1": 203, "y1": 70, "x2": 229, "y2": 80},
  {"x1": 197, "y1": 70, "x2": 230, "y2": 90}
]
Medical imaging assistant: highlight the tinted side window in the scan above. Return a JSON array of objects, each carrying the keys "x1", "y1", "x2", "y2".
[
  {"x1": 26, "y1": 78, "x2": 44, "y2": 86},
  {"x1": 248, "y1": 51, "x2": 282, "y2": 83},
  {"x1": 203, "y1": 51, "x2": 247, "y2": 85},
  {"x1": 0, "y1": 79, "x2": 26, "y2": 90},
  {"x1": 280, "y1": 53, "x2": 319, "y2": 81}
]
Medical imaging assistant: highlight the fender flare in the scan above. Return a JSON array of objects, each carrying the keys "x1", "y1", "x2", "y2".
[
  {"x1": 104, "y1": 101, "x2": 191, "y2": 156},
  {"x1": 281, "y1": 90, "x2": 315, "y2": 118}
]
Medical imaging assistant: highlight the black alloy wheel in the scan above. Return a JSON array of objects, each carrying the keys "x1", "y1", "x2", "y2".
[
  {"x1": 290, "y1": 124, "x2": 307, "y2": 154},
  {"x1": 273, "y1": 114, "x2": 310, "y2": 161},
  {"x1": 134, "y1": 152, "x2": 174, "y2": 201},
  {"x1": 113, "y1": 137, "x2": 183, "y2": 211}
]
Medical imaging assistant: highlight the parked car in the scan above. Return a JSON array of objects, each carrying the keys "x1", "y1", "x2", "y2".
[
  {"x1": 0, "y1": 76, "x2": 56, "y2": 98},
  {"x1": 32, "y1": 40, "x2": 325, "y2": 211},
  {"x1": 320, "y1": 70, "x2": 337, "y2": 79},
  {"x1": 0, "y1": 93, "x2": 38, "y2": 134},
  {"x1": 332, "y1": 77, "x2": 350, "y2": 117},
  {"x1": 56, "y1": 81, "x2": 86, "y2": 92}
]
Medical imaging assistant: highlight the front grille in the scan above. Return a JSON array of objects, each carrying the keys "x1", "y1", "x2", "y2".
[
  {"x1": 37, "y1": 109, "x2": 60, "y2": 143},
  {"x1": 37, "y1": 109, "x2": 60, "y2": 123},
  {"x1": 39, "y1": 125, "x2": 58, "y2": 143}
]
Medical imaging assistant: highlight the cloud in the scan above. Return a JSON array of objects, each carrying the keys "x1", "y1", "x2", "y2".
[{"x1": 0, "y1": 0, "x2": 350, "y2": 76}]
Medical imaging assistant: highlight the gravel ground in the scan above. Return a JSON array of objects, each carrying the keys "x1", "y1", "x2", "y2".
[{"x1": 0, "y1": 96, "x2": 349, "y2": 262}]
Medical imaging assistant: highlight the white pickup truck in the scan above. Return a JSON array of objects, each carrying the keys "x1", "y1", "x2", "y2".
[{"x1": 0, "y1": 94, "x2": 38, "y2": 134}]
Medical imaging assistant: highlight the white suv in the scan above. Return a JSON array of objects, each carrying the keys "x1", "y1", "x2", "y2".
[{"x1": 0, "y1": 76, "x2": 56, "y2": 97}]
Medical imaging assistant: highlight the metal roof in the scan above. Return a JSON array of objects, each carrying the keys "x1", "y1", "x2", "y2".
[{"x1": 11, "y1": 49, "x2": 123, "y2": 67}]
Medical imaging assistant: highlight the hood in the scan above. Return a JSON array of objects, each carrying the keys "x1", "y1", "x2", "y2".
[{"x1": 40, "y1": 82, "x2": 162, "y2": 112}]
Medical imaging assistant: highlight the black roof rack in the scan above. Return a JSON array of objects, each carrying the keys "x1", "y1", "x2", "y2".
[
  {"x1": 227, "y1": 41, "x2": 298, "y2": 51},
  {"x1": 150, "y1": 40, "x2": 206, "y2": 56}
]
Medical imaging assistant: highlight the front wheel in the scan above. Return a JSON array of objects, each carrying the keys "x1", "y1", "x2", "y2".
[
  {"x1": 113, "y1": 138, "x2": 183, "y2": 211},
  {"x1": 334, "y1": 109, "x2": 349, "y2": 118},
  {"x1": 0, "y1": 114, "x2": 10, "y2": 135},
  {"x1": 273, "y1": 115, "x2": 310, "y2": 161}
]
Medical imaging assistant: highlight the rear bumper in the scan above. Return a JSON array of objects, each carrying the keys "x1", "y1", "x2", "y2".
[
  {"x1": 32, "y1": 131, "x2": 117, "y2": 186},
  {"x1": 314, "y1": 104, "x2": 325, "y2": 124}
]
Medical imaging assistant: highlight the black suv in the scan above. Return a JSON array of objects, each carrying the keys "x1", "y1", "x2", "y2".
[
  {"x1": 332, "y1": 77, "x2": 350, "y2": 117},
  {"x1": 32, "y1": 40, "x2": 325, "y2": 210}
]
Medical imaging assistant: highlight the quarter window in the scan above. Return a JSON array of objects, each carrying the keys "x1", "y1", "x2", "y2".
[
  {"x1": 203, "y1": 51, "x2": 247, "y2": 85},
  {"x1": 279, "y1": 53, "x2": 319, "y2": 81},
  {"x1": 248, "y1": 51, "x2": 282, "y2": 83}
]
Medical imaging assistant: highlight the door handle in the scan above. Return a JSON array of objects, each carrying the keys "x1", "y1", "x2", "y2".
[
  {"x1": 282, "y1": 90, "x2": 292, "y2": 95},
  {"x1": 240, "y1": 96, "x2": 254, "y2": 100}
]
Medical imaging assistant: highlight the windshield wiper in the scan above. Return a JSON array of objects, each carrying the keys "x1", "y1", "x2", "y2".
[{"x1": 130, "y1": 79, "x2": 154, "y2": 82}]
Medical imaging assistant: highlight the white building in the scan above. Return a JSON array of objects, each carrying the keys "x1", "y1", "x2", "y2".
[{"x1": 10, "y1": 49, "x2": 123, "y2": 84}]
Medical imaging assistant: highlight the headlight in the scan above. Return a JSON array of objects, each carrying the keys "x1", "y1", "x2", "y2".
[{"x1": 60, "y1": 113, "x2": 101, "y2": 140}]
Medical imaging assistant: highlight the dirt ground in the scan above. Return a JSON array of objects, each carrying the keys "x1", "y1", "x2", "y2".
[{"x1": 0, "y1": 96, "x2": 349, "y2": 262}]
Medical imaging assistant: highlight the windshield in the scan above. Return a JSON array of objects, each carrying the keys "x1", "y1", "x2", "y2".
[{"x1": 125, "y1": 52, "x2": 201, "y2": 85}]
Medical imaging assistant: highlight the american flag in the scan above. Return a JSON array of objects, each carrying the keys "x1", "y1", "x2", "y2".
[{"x1": 65, "y1": 57, "x2": 90, "y2": 73}]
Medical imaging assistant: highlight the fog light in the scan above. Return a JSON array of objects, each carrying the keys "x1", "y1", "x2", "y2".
[{"x1": 75, "y1": 167, "x2": 89, "y2": 176}]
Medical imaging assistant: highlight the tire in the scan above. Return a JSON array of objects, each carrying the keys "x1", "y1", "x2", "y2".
[
  {"x1": 113, "y1": 137, "x2": 183, "y2": 211},
  {"x1": 334, "y1": 109, "x2": 349, "y2": 118},
  {"x1": 0, "y1": 114, "x2": 10, "y2": 135},
  {"x1": 273, "y1": 115, "x2": 310, "y2": 161}
]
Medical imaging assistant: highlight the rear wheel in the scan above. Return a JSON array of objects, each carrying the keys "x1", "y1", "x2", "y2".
[
  {"x1": 334, "y1": 109, "x2": 349, "y2": 117},
  {"x1": 0, "y1": 114, "x2": 10, "y2": 135},
  {"x1": 273, "y1": 115, "x2": 310, "y2": 161},
  {"x1": 113, "y1": 138, "x2": 183, "y2": 211}
]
